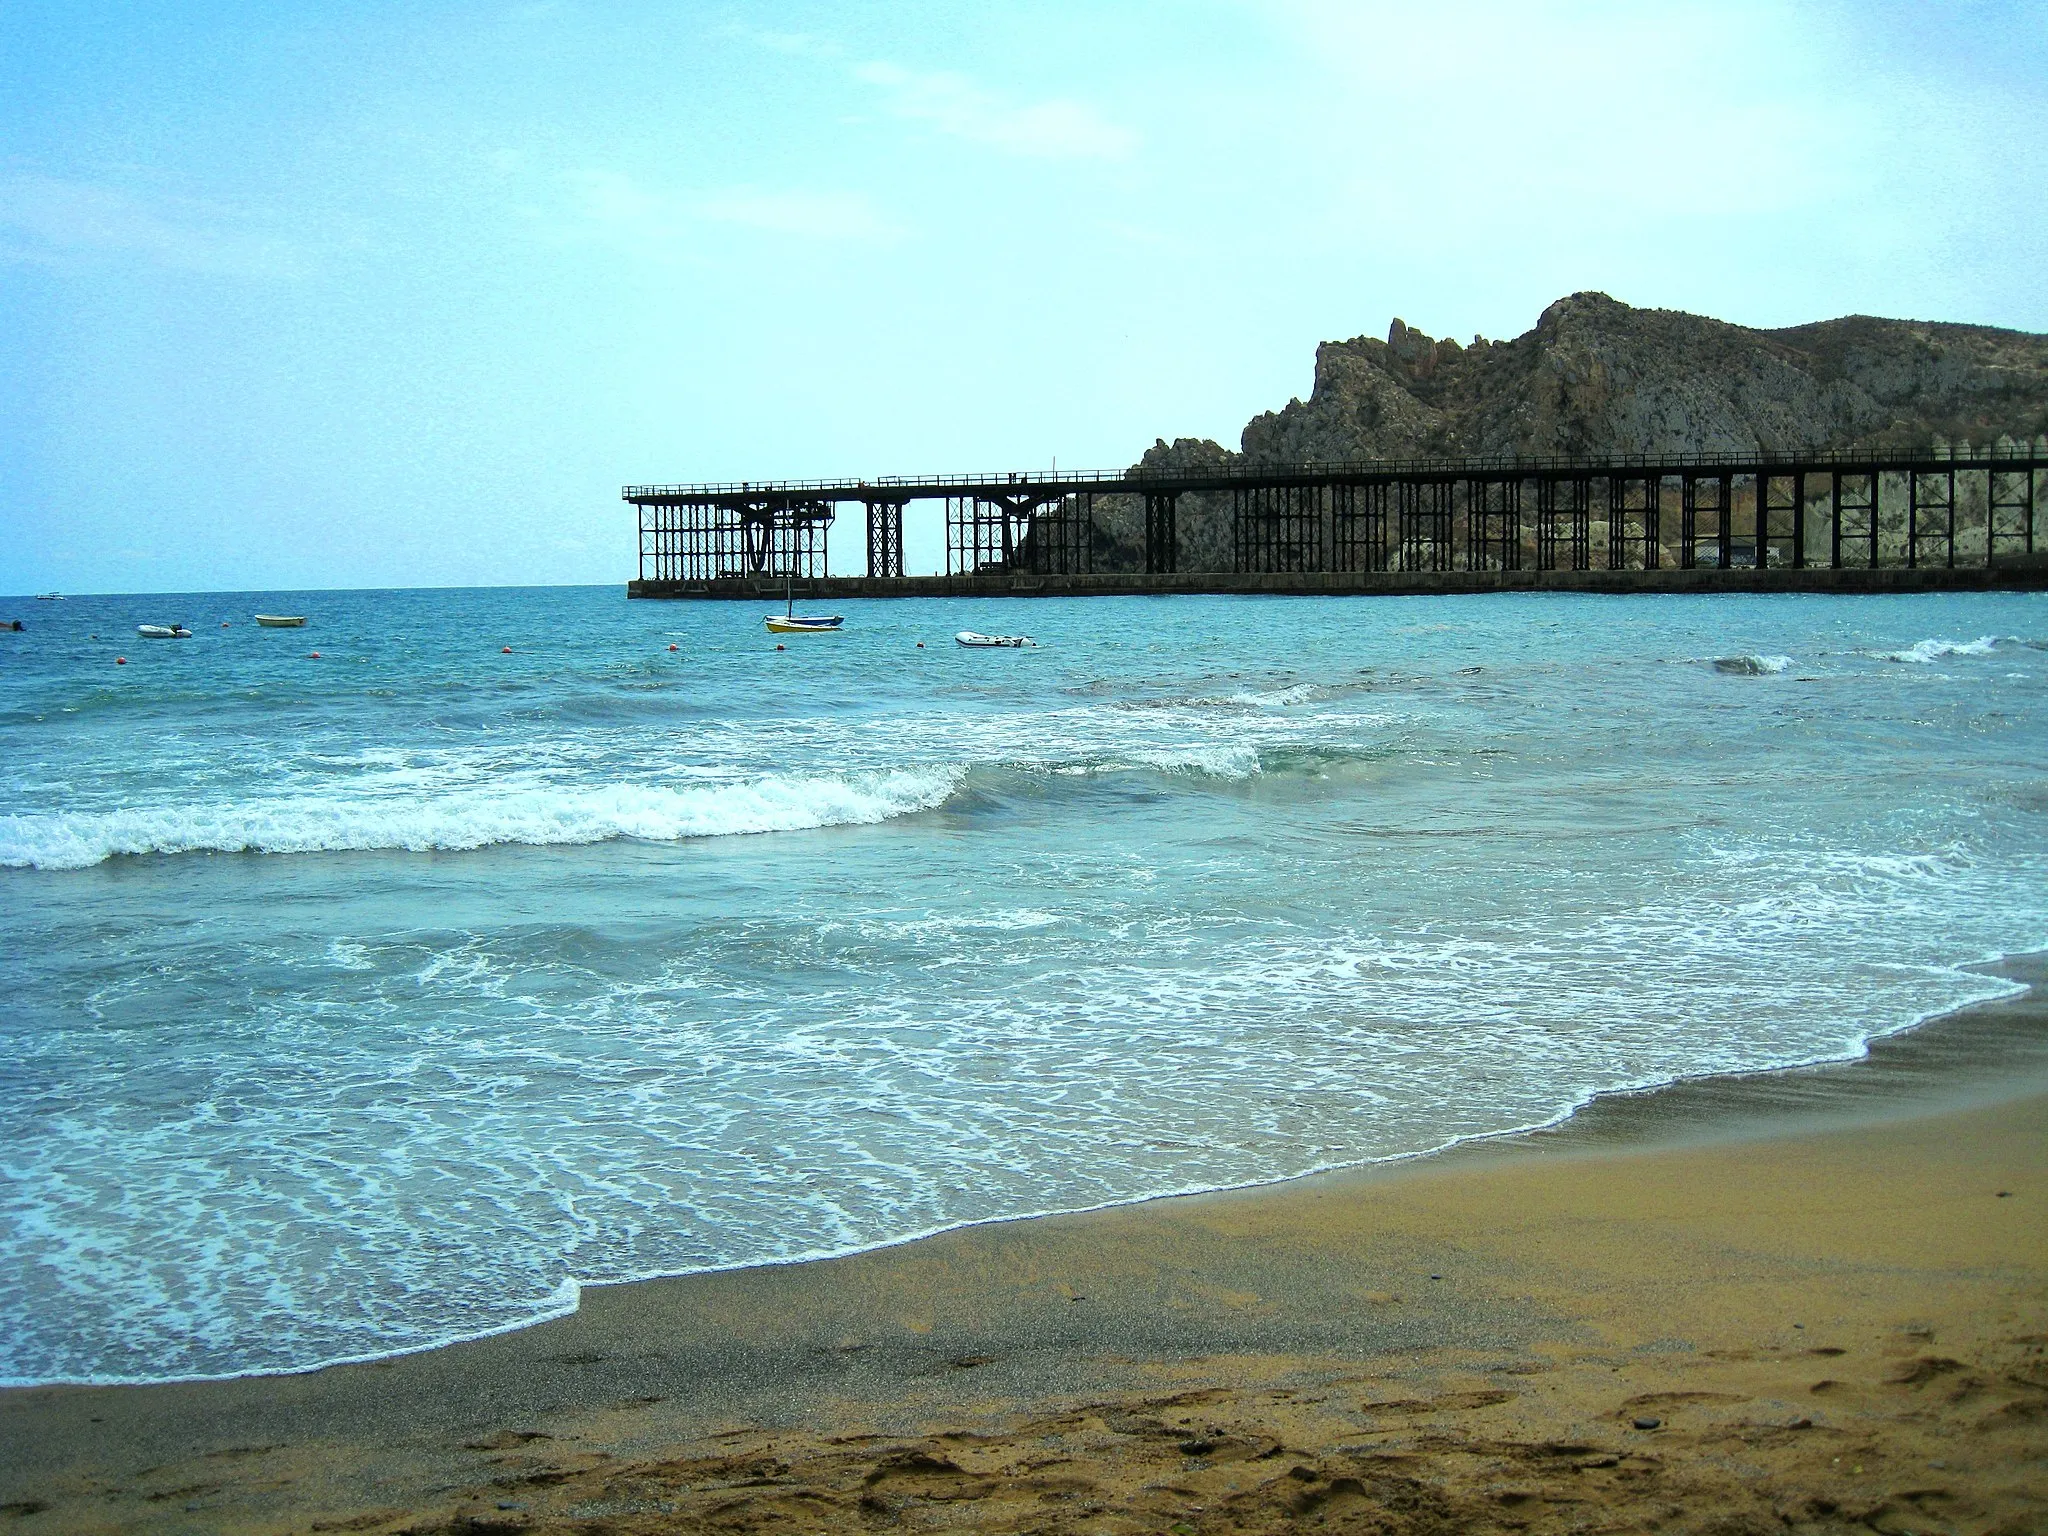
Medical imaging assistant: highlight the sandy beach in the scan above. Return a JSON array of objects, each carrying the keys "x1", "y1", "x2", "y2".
[{"x1": 4, "y1": 958, "x2": 2045, "y2": 1535}]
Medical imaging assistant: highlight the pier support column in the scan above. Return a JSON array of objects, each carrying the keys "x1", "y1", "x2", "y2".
[
  {"x1": 1989, "y1": 462, "x2": 2038, "y2": 558},
  {"x1": 1908, "y1": 467, "x2": 1956, "y2": 568},
  {"x1": 1536, "y1": 475, "x2": 1590, "y2": 570},
  {"x1": 1680, "y1": 472, "x2": 1732, "y2": 567},
  {"x1": 1831, "y1": 470, "x2": 1878, "y2": 569},
  {"x1": 1333, "y1": 482, "x2": 1389, "y2": 571},
  {"x1": 1466, "y1": 477, "x2": 1521, "y2": 571},
  {"x1": 864, "y1": 500, "x2": 906, "y2": 579},
  {"x1": 1757, "y1": 471, "x2": 1805, "y2": 568},
  {"x1": 1397, "y1": 481, "x2": 1454, "y2": 571},
  {"x1": 1233, "y1": 484, "x2": 1324, "y2": 573},
  {"x1": 1144, "y1": 492, "x2": 1179, "y2": 574},
  {"x1": 1607, "y1": 475, "x2": 1662, "y2": 570}
]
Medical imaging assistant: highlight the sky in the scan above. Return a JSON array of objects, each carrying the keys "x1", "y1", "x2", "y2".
[{"x1": 3, "y1": 1, "x2": 2045, "y2": 592}]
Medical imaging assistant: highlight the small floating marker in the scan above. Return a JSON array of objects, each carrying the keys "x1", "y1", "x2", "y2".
[
  {"x1": 915, "y1": 641, "x2": 924, "y2": 648},
  {"x1": 115, "y1": 656, "x2": 126, "y2": 665},
  {"x1": 775, "y1": 643, "x2": 786, "y2": 651},
  {"x1": 221, "y1": 621, "x2": 230, "y2": 627},
  {"x1": 667, "y1": 643, "x2": 678, "y2": 652},
  {"x1": 309, "y1": 651, "x2": 321, "y2": 659},
  {"x1": 502, "y1": 645, "x2": 513, "y2": 654}
]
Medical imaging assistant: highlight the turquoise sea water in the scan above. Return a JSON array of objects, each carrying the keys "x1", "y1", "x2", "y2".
[{"x1": 2, "y1": 587, "x2": 2046, "y2": 1385}]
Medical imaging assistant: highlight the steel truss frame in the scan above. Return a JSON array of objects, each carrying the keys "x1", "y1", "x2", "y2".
[
  {"x1": 1332, "y1": 482, "x2": 1389, "y2": 571},
  {"x1": 1756, "y1": 471, "x2": 1806, "y2": 568},
  {"x1": 1607, "y1": 475, "x2": 1662, "y2": 570},
  {"x1": 1535, "y1": 476, "x2": 1591, "y2": 571},
  {"x1": 1023, "y1": 493, "x2": 1095, "y2": 575},
  {"x1": 1680, "y1": 472, "x2": 1733, "y2": 568},
  {"x1": 1233, "y1": 484, "x2": 1324, "y2": 572},
  {"x1": 1144, "y1": 492, "x2": 1179, "y2": 574},
  {"x1": 1831, "y1": 470, "x2": 1879, "y2": 569},
  {"x1": 1908, "y1": 466, "x2": 1957, "y2": 568},
  {"x1": 1466, "y1": 477, "x2": 1521, "y2": 571},
  {"x1": 1990, "y1": 465, "x2": 2037, "y2": 557},
  {"x1": 1397, "y1": 480, "x2": 1455, "y2": 572},
  {"x1": 637, "y1": 500, "x2": 832, "y2": 581}
]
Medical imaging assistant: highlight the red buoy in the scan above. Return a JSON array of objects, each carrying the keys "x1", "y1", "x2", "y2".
[
  {"x1": 667, "y1": 643, "x2": 678, "y2": 652},
  {"x1": 502, "y1": 646, "x2": 513, "y2": 654},
  {"x1": 115, "y1": 656, "x2": 126, "y2": 665},
  {"x1": 775, "y1": 643, "x2": 786, "y2": 651},
  {"x1": 309, "y1": 651, "x2": 321, "y2": 659}
]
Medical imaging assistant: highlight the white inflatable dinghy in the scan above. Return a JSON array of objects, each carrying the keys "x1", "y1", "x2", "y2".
[{"x1": 955, "y1": 631, "x2": 1037, "y2": 648}]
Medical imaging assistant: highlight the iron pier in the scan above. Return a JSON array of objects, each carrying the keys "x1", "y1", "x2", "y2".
[{"x1": 626, "y1": 447, "x2": 2046, "y2": 598}]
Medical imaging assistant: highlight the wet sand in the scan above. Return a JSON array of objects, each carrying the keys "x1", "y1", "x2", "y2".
[{"x1": 3, "y1": 957, "x2": 2045, "y2": 1534}]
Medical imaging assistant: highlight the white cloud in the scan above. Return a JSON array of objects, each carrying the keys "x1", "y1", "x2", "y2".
[
  {"x1": 853, "y1": 61, "x2": 1137, "y2": 160},
  {"x1": 0, "y1": 174, "x2": 306, "y2": 277},
  {"x1": 566, "y1": 171, "x2": 902, "y2": 249}
]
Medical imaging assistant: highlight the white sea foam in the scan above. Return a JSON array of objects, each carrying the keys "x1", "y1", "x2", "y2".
[
  {"x1": 0, "y1": 768, "x2": 965, "y2": 870},
  {"x1": 1877, "y1": 635, "x2": 2004, "y2": 664},
  {"x1": 1712, "y1": 653, "x2": 1793, "y2": 675}
]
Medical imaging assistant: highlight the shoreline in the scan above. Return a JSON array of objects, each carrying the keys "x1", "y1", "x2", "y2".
[
  {"x1": 3, "y1": 955, "x2": 2045, "y2": 1531},
  {"x1": 7, "y1": 952, "x2": 2039, "y2": 1395}
]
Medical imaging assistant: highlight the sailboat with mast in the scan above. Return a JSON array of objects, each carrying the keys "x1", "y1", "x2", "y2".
[{"x1": 764, "y1": 569, "x2": 842, "y2": 632}]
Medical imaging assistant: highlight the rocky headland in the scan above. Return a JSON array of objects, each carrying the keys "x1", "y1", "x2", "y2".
[{"x1": 1079, "y1": 293, "x2": 2048, "y2": 571}]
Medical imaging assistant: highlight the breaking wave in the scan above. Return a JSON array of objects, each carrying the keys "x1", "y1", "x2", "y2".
[
  {"x1": 1877, "y1": 635, "x2": 2005, "y2": 664},
  {"x1": 0, "y1": 768, "x2": 966, "y2": 870},
  {"x1": 0, "y1": 740, "x2": 1327, "y2": 871},
  {"x1": 1712, "y1": 653, "x2": 1793, "y2": 675}
]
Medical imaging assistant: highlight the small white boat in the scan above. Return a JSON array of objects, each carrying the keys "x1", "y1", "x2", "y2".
[
  {"x1": 764, "y1": 573, "x2": 841, "y2": 632},
  {"x1": 137, "y1": 624, "x2": 192, "y2": 639},
  {"x1": 254, "y1": 614, "x2": 307, "y2": 627},
  {"x1": 35, "y1": 592, "x2": 62, "y2": 601},
  {"x1": 956, "y1": 631, "x2": 1037, "y2": 648}
]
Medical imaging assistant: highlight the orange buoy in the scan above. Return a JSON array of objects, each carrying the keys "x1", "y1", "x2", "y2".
[
  {"x1": 667, "y1": 643, "x2": 678, "y2": 652},
  {"x1": 502, "y1": 645, "x2": 512, "y2": 654},
  {"x1": 116, "y1": 656, "x2": 126, "y2": 665},
  {"x1": 309, "y1": 651, "x2": 321, "y2": 659}
]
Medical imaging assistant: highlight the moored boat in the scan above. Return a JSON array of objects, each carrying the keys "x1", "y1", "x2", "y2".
[
  {"x1": 254, "y1": 614, "x2": 307, "y2": 627},
  {"x1": 955, "y1": 630, "x2": 1037, "y2": 648},
  {"x1": 765, "y1": 613, "x2": 844, "y2": 632},
  {"x1": 137, "y1": 624, "x2": 192, "y2": 639}
]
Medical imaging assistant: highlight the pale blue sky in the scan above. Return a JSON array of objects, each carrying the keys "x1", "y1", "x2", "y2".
[{"x1": 4, "y1": 1, "x2": 2045, "y2": 591}]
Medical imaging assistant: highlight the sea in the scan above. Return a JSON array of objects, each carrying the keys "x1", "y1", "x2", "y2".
[{"x1": 2, "y1": 586, "x2": 2045, "y2": 1386}]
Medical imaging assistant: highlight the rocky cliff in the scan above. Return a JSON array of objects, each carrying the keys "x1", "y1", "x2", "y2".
[
  {"x1": 1083, "y1": 292, "x2": 2048, "y2": 570},
  {"x1": 1169, "y1": 291, "x2": 2048, "y2": 466}
]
